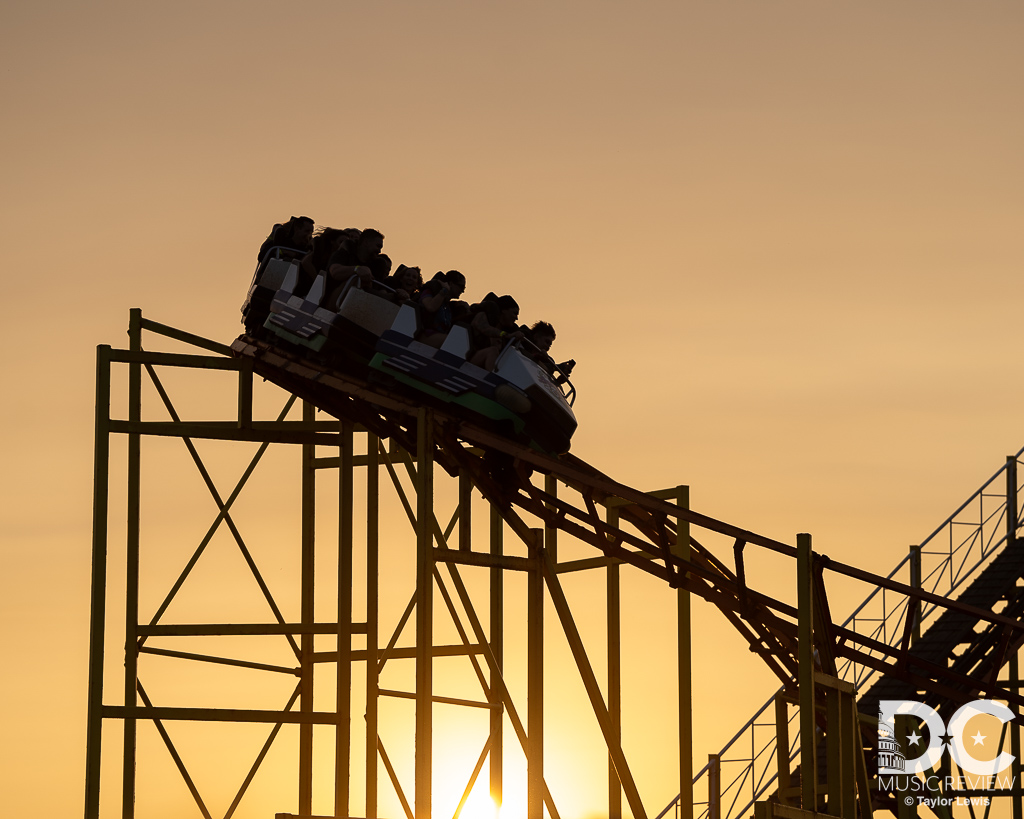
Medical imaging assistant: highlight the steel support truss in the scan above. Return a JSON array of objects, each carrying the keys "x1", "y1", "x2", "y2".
[
  {"x1": 86, "y1": 311, "x2": 1024, "y2": 819},
  {"x1": 84, "y1": 311, "x2": 698, "y2": 819}
]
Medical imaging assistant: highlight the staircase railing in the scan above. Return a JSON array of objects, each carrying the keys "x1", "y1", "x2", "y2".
[{"x1": 658, "y1": 446, "x2": 1024, "y2": 819}]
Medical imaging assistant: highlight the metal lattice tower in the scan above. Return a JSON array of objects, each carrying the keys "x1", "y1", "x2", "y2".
[
  {"x1": 85, "y1": 311, "x2": 702, "y2": 819},
  {"x1": 85, "y1": 310, "x2": 1024, "y2": 819}
]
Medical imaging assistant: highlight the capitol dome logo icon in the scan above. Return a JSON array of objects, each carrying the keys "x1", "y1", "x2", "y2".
[{"x1": 877, "y1": 711, "x2": 906, "y2": 774}]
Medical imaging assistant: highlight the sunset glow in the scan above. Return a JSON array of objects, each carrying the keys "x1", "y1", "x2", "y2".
[{"x1": 4, "y1": 3, "x2": 1024, "y2": 818}]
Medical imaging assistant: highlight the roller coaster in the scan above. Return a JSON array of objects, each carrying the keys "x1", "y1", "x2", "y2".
[
  {"x1": 242, "y1": 249, "x2": 579, "y2": 455},
  {"x1": 85, "y1": 306, "x2": 1024, "y2": 819}
]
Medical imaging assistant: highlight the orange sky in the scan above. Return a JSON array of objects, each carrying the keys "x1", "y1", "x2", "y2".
[{"x1": 2, "y1": 2, "x2": 1023, "y2": 818}]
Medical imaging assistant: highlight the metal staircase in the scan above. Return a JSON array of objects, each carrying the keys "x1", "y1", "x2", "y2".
[{"x1": 661, "y1": 447, "x2": 1024, "y2": 819}]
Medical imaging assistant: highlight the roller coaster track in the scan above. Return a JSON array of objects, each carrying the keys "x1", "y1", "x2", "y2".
[
  {"x1": 83, "y1": 309, "x2": 1024, "y2": 819},
  {"x1": 234, "y1": 333, "x2": 1024, "y2": 731},
  {"x1": 660, "y1": 447, "x2": 1024, "y2": 819}
]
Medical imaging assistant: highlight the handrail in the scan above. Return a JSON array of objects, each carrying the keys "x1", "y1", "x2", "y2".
[
  {"x1": 257, "y1": 244, "x2": 306, "y2": 268},
  {"x1": 671, "y1": 446, "x2": 1024, "y2": 819},
  {"x1": 492, "y1": 336, "x2": 578, "y2": 407},
  {"x1": 250, "y1": 245, "x2": 307, "y2": 291},
  {"x1": 841, "y1": 447, "x2": 1022, "y2": 626},
  {"x1": 516, "y1": 337, "x2": 577, "y2": 407},
  {"x1": 137, "y1": 315, "x2": 234, "y2": 358}
]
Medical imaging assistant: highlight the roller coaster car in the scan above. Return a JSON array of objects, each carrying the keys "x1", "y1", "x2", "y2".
[
  {"x1": 241, "y1": 249, "x2": 307, "y2": 335},
  {"x1": 240, "y1": 254, "x2": 578, "y2": 455}
]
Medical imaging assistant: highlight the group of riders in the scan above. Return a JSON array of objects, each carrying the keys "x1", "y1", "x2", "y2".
[{"x1": 253, "y1": 216, "x2": 569, "y2": 377}]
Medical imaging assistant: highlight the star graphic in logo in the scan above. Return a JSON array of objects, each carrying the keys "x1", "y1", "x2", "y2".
[
  {"x1": 971, "y1": 731, "x2": 986, "y2": 746},
  {"x1": 906, "y1": 730, "x2": 922, "y2": 746}
]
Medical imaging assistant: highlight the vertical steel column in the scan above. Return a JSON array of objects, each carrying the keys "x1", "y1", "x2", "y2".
[
  {"x1": 299, "y1": 401, "x2": 316, "y2": 816},
  {"x1": 825, "y1": 684, "x2": 843, "y2": 816},
  {"x1": 415, "y1": 409, "x2": 434, "y2": 819},
  {"x1": 839, "y1": 687, "x2": 856, "y2": 819},
  {"x1": 675, "y1": 486, "x2": 693, "y2": 818},
  {"x1": 607, "y1": 507, "x2": 622, "y2": 819},
  {"x1": 797, "y1": 533, "x2": 817, "y2": 811},
  {"x1": 894, "y1": 717, "x2": 916, "y2": 819},
  {"x1": 707, "y1": 754, "x2": 721, "y2": 819},
  {"x1": 775, "y1": 695, "x2": 791, "y2": 805},
  {"x1": 122, "y1": 308, "x2": 143, "y2": 819},
  {"x1": 909, "y1": 545, "x2": 922, "y2": 645},
  {"x1": 336, "y1": 420, "x2": 355, "y2": 817},
  {"x1": 459, "y1": 470, "x2": 472, "y2": 552},
  {"x1": 528, "y1": 528, "x2": 545, "y2": 819},
  {"x1": 1010, "y1": 650, "x2": 1022, "y2": 819},
  {"x1": 854, "y1": 706, "x2": 874, "y2": 819},
  {"x1": 1010, "y1": 456, "x2": 1020, "y2": 548},
  {"x1": 541, "y1": 550, "x2": 649, "y2": 819},
  {"x1": 237, "y1": 354, "x2": 253, "y2": 429},
  {"x1": 1010, "y1": 456, "x2": 1021, "y2": 819},
  {"x1": 489, "y1": 504, "x2": 504, "y2": 812},
  {"x1": 1007, "y1": 456, "x2": 1015, "y2": 818},
  {"x1": 366, "y1": 434, "x2": 380, "y2": 819},
  {"x1": 545, "y1": 475, "x2": 558, "y2": 562},
  {"x1": 84, "y1": 344, "x2": 112, "y2": 819}
]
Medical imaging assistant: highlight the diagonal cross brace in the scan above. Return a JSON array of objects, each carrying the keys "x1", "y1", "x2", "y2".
[
  {"x1": 539, "y1": 548, "x2": 649, "y2": 819},
  {"x1": 141, "y1": 362, "x2": 300, "y2": 658}
]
